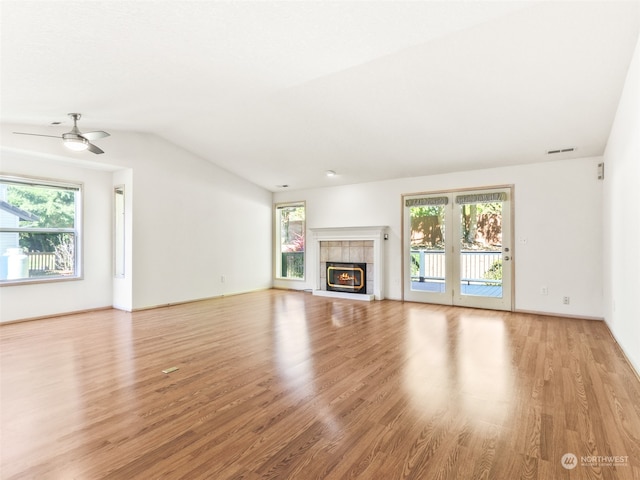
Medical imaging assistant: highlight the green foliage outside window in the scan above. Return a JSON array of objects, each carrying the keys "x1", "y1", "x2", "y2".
[{"x1": 8, "y1": 185, "x2": 76, "y2": 256}]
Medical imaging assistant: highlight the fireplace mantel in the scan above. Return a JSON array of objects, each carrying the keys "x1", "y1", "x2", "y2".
[{"x1": 310, "y1": 226, "x2": 388, "y2": 301}]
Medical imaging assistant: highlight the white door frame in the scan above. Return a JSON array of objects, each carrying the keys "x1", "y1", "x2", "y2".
[{"x1": 402, "y1": 185, "x2": 514, "y2": 311}]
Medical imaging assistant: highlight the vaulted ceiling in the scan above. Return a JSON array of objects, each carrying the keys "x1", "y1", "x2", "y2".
[{"x1": 1, "y1": 1, "x2": 639, "y2": 191}]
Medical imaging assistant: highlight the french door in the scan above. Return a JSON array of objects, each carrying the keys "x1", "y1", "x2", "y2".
[{"x1": 403, "y1": 187, "x2": 512, "y2": 311}]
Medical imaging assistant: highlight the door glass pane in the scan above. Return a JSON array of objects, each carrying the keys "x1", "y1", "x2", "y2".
[
  {"x1": 410, "y1": 205, "x2": 445, "y2": 293},
  {"x1": 459, "y1": 201, "x2": 503, "y2": 298}
]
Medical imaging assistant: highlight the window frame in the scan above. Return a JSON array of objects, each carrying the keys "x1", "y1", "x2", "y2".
[
  {"x1": 114, "y1": 185, "x2": 125, "y2": 278},
  {"x1": 274, "y1": 201, "x2": 306, "y2": 281},
  {"x1": 0, "y1": 174, "x2": 83, "y2": 286}
]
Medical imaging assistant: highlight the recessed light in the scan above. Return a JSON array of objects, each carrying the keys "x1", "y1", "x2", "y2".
[
  {"x1": 326, "y1": 170, "x2": 336, "y2": 177},
  {"x1": 276, "y1": 184, "x2": 289, "y2": 188}
]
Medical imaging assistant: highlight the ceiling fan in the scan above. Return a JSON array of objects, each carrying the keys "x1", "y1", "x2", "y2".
[{"x1": 13, "y1": 113, "x2": 110, "y2": 154}]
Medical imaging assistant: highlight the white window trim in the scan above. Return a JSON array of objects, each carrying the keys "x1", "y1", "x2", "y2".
[
  {"x1": 274, "y1": 201, "x2": 306, "y2": 281},
  {"x1": 0, "y1": 174, "x2": 83, "y2": 286}
]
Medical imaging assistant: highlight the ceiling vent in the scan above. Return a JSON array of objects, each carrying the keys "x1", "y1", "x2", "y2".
[{"x1": 546, "y1": 147, "x2": 576, "y2": 155}]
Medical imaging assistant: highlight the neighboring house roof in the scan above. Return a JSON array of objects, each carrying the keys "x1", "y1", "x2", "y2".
[{"x1": 0, "y1": 200, "x2": 40, "y2": 222}]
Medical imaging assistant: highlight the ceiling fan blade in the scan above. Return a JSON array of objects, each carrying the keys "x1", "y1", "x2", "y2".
[
  {"x1": 13, "y1": 132, "x2": 61, "y2": 139},
  {"x1": 86, "y1": 142, "x2": 105, "y2": 155},
  {"x1": 81, "y1": 131, "x2": 110, "y2": 141}
]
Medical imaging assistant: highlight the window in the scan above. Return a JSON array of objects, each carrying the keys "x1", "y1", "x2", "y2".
[
  {"x1": 275, "y1": 202, "x2": 305, "y2": 280},
  {"x1": 114, "y1": 185, "x2": 125, "y2": 278},
  {"x1": 0, "y1": 175, "x2": 82, "y2": 284}
]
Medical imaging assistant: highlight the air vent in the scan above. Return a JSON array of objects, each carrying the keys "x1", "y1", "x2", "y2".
[{"x1": 547, "y1": 147, "x2": 576, "y2": 155}]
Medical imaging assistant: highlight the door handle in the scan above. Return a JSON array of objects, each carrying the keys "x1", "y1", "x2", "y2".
[{"x1": 504, "y1": 256, "x2": 510, "y2": 261}]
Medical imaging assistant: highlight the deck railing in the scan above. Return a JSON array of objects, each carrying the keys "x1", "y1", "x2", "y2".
[
  {"x1": 281, "y1": 251, "x2": 304, "y2": 279},
  {"x1": 411, "y1": 250, "x2": 502, "y2": 285},
  {"x1": 27, "y1": 252, "x2": 57, "y2": 272}
]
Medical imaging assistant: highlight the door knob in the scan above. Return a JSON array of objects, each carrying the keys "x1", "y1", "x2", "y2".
[{"x1": 504, "y1": 256, "x2": 510, "y2": 261}]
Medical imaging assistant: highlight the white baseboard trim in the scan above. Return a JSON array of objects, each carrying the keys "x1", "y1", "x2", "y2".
[{"x1": 514, "y1": 308, "x2": 603, "y2": 321}]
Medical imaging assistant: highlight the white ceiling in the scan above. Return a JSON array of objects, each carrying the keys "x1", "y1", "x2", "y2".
[{"x1": 1, "y1": 1, "x2": 639, "y2": 191}]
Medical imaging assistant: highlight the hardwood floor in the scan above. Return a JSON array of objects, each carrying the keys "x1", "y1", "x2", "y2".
[{"x1": 1, "y1": 289, "x2": 639, "y2": 479}]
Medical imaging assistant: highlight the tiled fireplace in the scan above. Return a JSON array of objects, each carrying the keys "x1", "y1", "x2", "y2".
[
  {"x1": 311, "y1": 226, "x2": 388, "y2": 301},
  {"x1": 322, "y1": 247, "x2": 372, "y2": 294}
]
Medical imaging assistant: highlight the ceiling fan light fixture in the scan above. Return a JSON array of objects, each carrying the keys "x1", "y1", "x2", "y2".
[
  {"x1": 14, "y1": 112, "x2": 109, "y2": 154},
  {"x1": 63, "y1": 134, "x2": 89, "y2": 151}
]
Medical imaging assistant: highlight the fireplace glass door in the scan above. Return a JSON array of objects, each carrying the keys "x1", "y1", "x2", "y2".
[{"x1": 326, "y1": 262, "x2": 367, "y2": 294}]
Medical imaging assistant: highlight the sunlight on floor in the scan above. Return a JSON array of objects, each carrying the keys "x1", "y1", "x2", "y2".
[{"x1": 404, "y1": 309, "x2": 515, "y2": 425}]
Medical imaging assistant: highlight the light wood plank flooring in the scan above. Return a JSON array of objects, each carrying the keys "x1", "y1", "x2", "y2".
[{"x1": 1, "y1": 289, "x2": 639, "y2": 479}]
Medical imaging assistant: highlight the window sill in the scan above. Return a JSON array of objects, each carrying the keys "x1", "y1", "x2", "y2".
[{"x1": 0, "y1": 275, "x2": 82, "y2": 287}]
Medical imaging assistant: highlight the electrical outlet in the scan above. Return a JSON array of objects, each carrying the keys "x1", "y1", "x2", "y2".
[
  {"x1": 562, "y1": 296, "x2": 570, "y2": 305},
  {"x1": 221, "y1": 275, "x2": 226, "y2": 283},
  {"x1": 540, "y1": 286, "x2": 548, "y2": 295}
]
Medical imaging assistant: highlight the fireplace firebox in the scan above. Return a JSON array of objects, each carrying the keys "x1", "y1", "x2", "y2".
[{"x1": 326, "y1": 262, "x2": 367, "y2": 294}]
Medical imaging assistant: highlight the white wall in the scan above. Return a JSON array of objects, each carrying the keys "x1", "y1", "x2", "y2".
[
  {"x1": 1, "y1": 127, "x2": 273, "y2": 321},
  {"x1": 274, "y1": 156, "x2": 603, "y2": 318},
  {"x1": 115, "y1": 133, "x2": 273, "y2": 310},
  {"x1": 0, "y1": 151, "x2": 114, "y2": 321},
  {"x1": 603, "y1": 35, "x2": 640, "y2": 373}
]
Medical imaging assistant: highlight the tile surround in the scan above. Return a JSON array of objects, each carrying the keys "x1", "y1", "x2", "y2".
[{"x1": 320, "y1": 240, "x2": 374, "y2": 294}]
